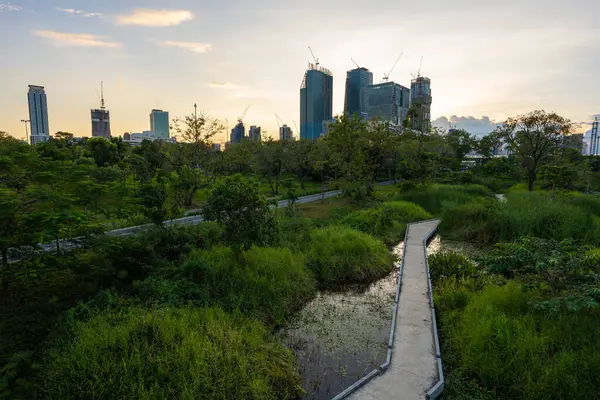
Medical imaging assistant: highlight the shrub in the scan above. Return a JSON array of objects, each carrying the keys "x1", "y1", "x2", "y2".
[
  {"x1": 395, "y1": 184, "x2": 491, "y2": 215},
  {"x1": 182, "y1": 246, "x2": 316, "y2": 325},
  {"x1": 429, "y1": 251, "x2": 479, "y2": 284},
  {"x1": 306, "y1": 226, "x2": 393, "y2": 285},
  {"x1": 278, "y1": 217, "x2": 314, "y2": 250},
  {"x1": 341, "y1": 201, "x2": 431, "y2": 245},
  {"x1": 40, "y1": 307, "x2": 303, "y2": 399}
]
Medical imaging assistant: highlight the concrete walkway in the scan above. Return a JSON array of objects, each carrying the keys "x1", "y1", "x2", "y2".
[{"x1": 350, "y1": 220, "x2": 441, "y2": 400}]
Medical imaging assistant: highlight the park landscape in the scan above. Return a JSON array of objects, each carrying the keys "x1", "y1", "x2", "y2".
[{"x1": 1, "y1": 110, "x2": 600, "y2": 399}]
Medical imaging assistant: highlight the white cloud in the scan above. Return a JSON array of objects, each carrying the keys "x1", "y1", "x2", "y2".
[
  {"x1": 158, "y1": 40, "x2": 211, "y2": 53},
  {"x1": 0, "y1": 3, "x2": 22, "y2": 12},
  {"x1": 433, "y1": 115, "x2": 502, "y2": 137},
  {"x1": 207, "y1": 82, "x2": 239, "y2": 89},
  {"x1": 57, "y1": 8, "x2": 103, "y2": 17},
  {"x1": 34, "y1": 30, "x2": 121, "y2": 48},
  {"x1": 115, "y1": 9, "x2": 194, "y2": 27}
]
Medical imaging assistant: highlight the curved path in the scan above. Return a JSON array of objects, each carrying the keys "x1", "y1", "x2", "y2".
[{"x1": 345, "y1": 219, "x2": 442, "y2": 400}]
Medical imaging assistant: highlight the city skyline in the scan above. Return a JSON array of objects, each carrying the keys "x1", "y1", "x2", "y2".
[{"x1": 1, "y1": 0, "x2": 599, "y2": 142}]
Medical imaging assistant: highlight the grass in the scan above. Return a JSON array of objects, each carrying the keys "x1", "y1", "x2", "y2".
[
  {"x1": 394, "y1": 184, "x2": 492, "y2": 215},
  {"x1": 40, "y1": 306, "x2": 303, "y2": 400},
  {"x1": 305, "y1": 226, "x2": 394, "y2": 285},
  {"x1": 341, "y1": 201, "x2": 432, "y2": 245},
  {"x1": 294, "y1": 196, "x2": 356, "y2": 219}
]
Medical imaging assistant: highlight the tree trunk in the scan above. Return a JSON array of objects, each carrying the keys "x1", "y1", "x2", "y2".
[
  {"x1": 299, "y1": 175, "x2": 306, "y2": 190},
  {"x1": 1, "y1": 246, "x2": 7, "y2": 268},
  {"x1": 56, "y1": 237, "x2": 60, "y2": 254},
  {"x1": 527, "y1": 170, "x2": 536, "y2": 192}
]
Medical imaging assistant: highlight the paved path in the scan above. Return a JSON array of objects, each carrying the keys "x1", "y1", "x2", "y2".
[{"x1": 350, "y1": 220, "x2": 441, "y2": 400}]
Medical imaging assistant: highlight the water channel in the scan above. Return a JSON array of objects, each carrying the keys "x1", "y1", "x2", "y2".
[{"x1": 279, "y1": 236, "x2": 455, "y2": 400}]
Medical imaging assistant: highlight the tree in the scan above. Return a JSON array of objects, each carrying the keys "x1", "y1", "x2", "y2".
[
  {"x1": 496, "y1": 110, "x2": 574, "y2": 191},
  {"x1": 287, "y1": 140, "x2": 314, "y2": 189},
  {"x1": 171, "y1": 107, "x2": 224, "y2": 166},
  {"x1": 324, "y1": 114, "x2": 369, "y2": 187},
  {"x1": 476, "y1": 133, "x2": 501, "y2": 158},
  {"x1": 203, "y1": 175, "x2": 278, "y2": 251},
  {"x1": 85, "y1": 137, "x2": 118, "y2": 167},
  {"x1": 254, "y1": 139, "x2": 285, "y2": 195},
  {"x1": 446, "y1": 129, "x2": 476, "y2": 168}
]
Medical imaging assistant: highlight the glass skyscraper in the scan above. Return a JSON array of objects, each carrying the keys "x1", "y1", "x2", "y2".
[
  {"x1": 150, "y1": 109, "x2": 170, "y2": 139},
  {"x1": 27, "y1": 85, "x2": 50, "y2": 144},
  {"x1": 230, "y1": 121, "x2": 245, "y2": 143},
  {"x1": 344, "y1": 67, "x2": 373, "y2": 118},
  {"x1": 300, "y1": 64, "x2": 333, "y2": 141},
  {"x1": 366, "y1": 82, "x2": 411, "y2": 126}
]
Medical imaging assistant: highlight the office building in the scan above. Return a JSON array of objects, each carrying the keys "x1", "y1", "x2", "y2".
[
  {"x1": 410, "y1": 76, "x2": 432, "y2": 132},
  {"x1": 344, "y1": 67, "x2": 373, "y2": 118},
  {"x1": 590, "y1": 117, "x2": 599, "y2": 156},
  {"x1": 280, "y1": 125, "x2": 293, "y2": 141},
  {"x1": 123, "y1": 130, "x2": 176, "y2": 146},
  {"x1": 322, "y1": 119, "x2": 336, "y2": 136},
  {"x1": 365, "y1": 82, "x2": 410, "y2": 126},
  {"x1": 150, "y1": 109, "x2": 170, "y2": 139},
  {"x1": 27, "y1": 85, "x2": 50, "y2": 144},
  {"x1": 230, "y1": 121, "x2": 245, "y2": 143},
  {"x1": 300, "y1": 63, "x2": 333, "y2": 141},
  {"x1": 212, "y1": 143, "x2": 222, "y2": 152},
  {"x1": 248, "y1": 125, "x2": 262, "y2": 142},
  {"x1": 91, "y1": 109, "x2": 111, "y2": 139}
]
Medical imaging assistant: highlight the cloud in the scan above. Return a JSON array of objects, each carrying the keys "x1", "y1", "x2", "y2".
[
  {"x1": 115, "y1": 9, "x2": 194, "y2": 27},
  {"x1": 433, "y1": 115, "x2": 502, "y2": 137},
  {"x1": 57, "y1": 8, "x2": 103, "y2": 18},
  {"x1": 34, "y1": 30, "x2": 121, "y2": 48},
  {"x1": 207, "y1": 82, "x2": 239, "y2": 89},
  {"x1": 158, "y1": 40, "x2": 211, "y2": 53},
  {"x1": 0, "y1": 3, "x2": 22, "y2": 12}
]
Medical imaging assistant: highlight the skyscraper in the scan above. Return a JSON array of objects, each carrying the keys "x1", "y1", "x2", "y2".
[
  {"x1": 248, "y1": 125, "x2": 262, "y2": 142},
  {"x1": 410, "y1": 76, "x2": 432, "y2": 132},
  {"x1": 150, "y1": 109, "x2": 170, "y2": 139},
  {"x1": 365, "y1": 82, "x2": 410, "y2": 126},
  {"x1": 344, "y1": 67, "x2": 373, "y2": 118},
  {"x1": 300, "y1": 63, "x2": 333, "y2": 141},
  {"x1": 230, "y1": 121, "x2": 245, "y2": 143},
  {"x1": 91, "y1": 82, "x2": 111, "y2": 139},
  {"x1": 27, "y1": 85, "x2": 50, "y2": 144},
  {"x1": 280, "y1": 125, "x2": 293, "y2": 141}
]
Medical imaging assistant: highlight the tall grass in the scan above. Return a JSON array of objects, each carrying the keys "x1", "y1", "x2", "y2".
[
  {"x1": 395, "y1": 184, "x2": 492, "y2": 215},
  {"x1": 341, "y1": 201, "x2": 431, "y2": 245},
  {"x1": 181, "y1": 246, "x2": 316, "y2": 325},
  {"x1": 305, "y1": 226, "x2": 393, "y2": 285},
  {"x1": 435, "y1": 282, "x2": 600, "y2": 400},
  {"x1": 40, "y1": 306, "x2": 303, "y2": 400}
]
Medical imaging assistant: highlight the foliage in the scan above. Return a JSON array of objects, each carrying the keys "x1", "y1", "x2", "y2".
[
  {"x1": 305, "y1": 226, "x2": 393, "y2": 285},
  {"x1": 40, "y1": 306, "x2": 303, "y2": 400},
  {"x1": 429, "y1": 251, "x2": 479, "y2": 284},
  {"x1": 395, "y1": 184, "x2": 491, "y2": 215},
  {"x1": 203, "y1": 175, "x2": 278, "y2": 250}
]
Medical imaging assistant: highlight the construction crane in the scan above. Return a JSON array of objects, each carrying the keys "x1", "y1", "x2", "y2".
[
  {"x1": 238, "y1": 105, "x2": 250, "y2": 124},
  {"x1": 308, "y1": 46, "x2": 319, "y2": 67},
  {"x1": 411, "y1": 56, "x2": 424, "y2": 79},
  {"x1": 293, "y1": 120, "x2": 299, "y2": 134},
  {"x1": 351, "y1": 58, "x2": 361, "y2": 69},
  {"x1": 274, "y1": 114, "x2": 284, "y2": 129},
  {"x1": 383, "y1": 53, "x2": 403, "y2": 82},
  {"x1": 100, "y1": 81, "x2": 105, "y2": 110}
]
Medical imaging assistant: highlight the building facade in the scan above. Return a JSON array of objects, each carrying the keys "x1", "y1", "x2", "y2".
[
  {"x1": 300, "y1": 64, "x2": 333, "y2": 141},
  {"x1": 123, "y1": 130, "x2": 176, "y2": 146},
  {"x1": 279, "y1": 125, "x2": 293, "y2": 141},
  {"x1": 27, "y1": 85, "x2": 50, "y2": 144},
  {"x1": 410, "y1": 76, "x2": 432, "y2": 132},
  {"x1": 150, "y1": 109, "x2": 170, "y2": 139},
  {"x1": 344, "y1": 67, "x2": 373, "y2": 118},
  {"x1": 91, "y1": 109, "x2": 111, "y2": 139},
  {"x1": 230, "y1": 121, "x2": 245, "y2": 143},
  {"x1": 365, "y1": 82, "x2": 410, "y2": 126},
  {"x1": 248, "y1": 125, "x2": 262, "y2": 142}
]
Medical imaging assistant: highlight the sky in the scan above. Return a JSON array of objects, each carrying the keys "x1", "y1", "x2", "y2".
[{"x1": 0, "y1": 0, "x2": 599, "y2": 143}]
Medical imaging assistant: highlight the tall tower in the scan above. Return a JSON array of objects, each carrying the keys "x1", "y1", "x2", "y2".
[
  {"x1": 410, "y1": 76, "x2": 432, "y2": 133},
  {"x1": 300, "y1": 63, "x2": 333, "y2": 141},
  {"x1": 91, "y1": 82, "x2": 111, "y2": 140},
  {"x1": 591, "y1": 117, "x2": 599, "y2": 155},
  {"x1": 150, "y1": 109, "x2": 170, "y2": 139},
  {"x1": 248, "y1": 125, "x2": 262, "y2": 142},
  {"x1": 344, "y1": 67, "x2": 373, "y2": 118},
  {"x1": 27, "y1": 85, "x2": 50, "y2": 144},
  {"x1": 365, "y1": 82, "x2": 410, "y2": 126}
]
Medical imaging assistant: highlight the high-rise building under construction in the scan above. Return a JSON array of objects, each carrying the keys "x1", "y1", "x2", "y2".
[
  {"x1": 300, "y1": 63, "x2": 333, "y2": 141},
  {"x1": 365, "y1": 82, "x2": 410, "y2": 126},
  {"x1": 91, "y1": 82, "x2": 111, "y2": 139},
  {"x1": 410, "y1": 76, "x2": 432, "y2": 132},
  {"x1": 344, "y1": 67, "x2": 373, "y2": 118}
]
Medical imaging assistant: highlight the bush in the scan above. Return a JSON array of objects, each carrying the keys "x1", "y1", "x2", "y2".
[
  {"x1": 395, "y1": 184, "x2": 491, "y2": 215},
  {"x1": 437, "y1": 282, "x2": 600, "y2": 400},
  {"x1": 182, "y1": 246, "x2": 316, "y2": 325},
  {"x1": 306, "y1": 226, "x2": 393, "y2": 285},
  {"x1": 40, "y1": 307, "x2": 303, "y2": 399},
  {"x1": 341, "y1": 201, "x2": 431, "y2": 245},
  {"x1": 278, "y1": 217, "x2": 314, "y2": 250},
  {"x1": 429, "y1": 251, "x2": 479, "y2": 284}
]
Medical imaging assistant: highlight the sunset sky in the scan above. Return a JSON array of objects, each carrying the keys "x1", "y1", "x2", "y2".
[{"x1": 0, "y1": 0, "x2": 598, "y2": 143}]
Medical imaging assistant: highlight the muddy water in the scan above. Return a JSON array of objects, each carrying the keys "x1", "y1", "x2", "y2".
[{"x1": 279, "y1": 236, "x2": 449, "y2": 400}]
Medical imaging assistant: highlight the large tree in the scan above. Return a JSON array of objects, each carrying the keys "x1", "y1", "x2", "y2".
[{"x1": 496, "y1": 110, "x2": 574, "y2": 191}]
